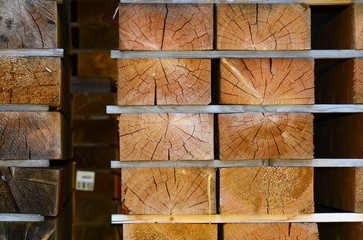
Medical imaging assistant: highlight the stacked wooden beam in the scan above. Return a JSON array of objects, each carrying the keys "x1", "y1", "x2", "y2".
[
  {"x1": 111, "y1": 1, "x2": 363, "y2": 240},
  {"x1": 0, "y1": 0, "x2": 72, "y2": 239}
]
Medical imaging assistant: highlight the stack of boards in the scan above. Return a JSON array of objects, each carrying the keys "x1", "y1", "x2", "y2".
[
  {"x1": 0, "y1": 0, "x2": 73, "y2": 239},
  {"x1": 109, "y1": 1, "x2": 363, "y2": 240}
]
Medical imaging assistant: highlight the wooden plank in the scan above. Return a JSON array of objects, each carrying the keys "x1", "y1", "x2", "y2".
[
  {"x1": 0, "y1": 160, "x2": 50, "y2": 168},
  {"x1": 118, "y1": 59, "x2": 211, "y2": 105},
  {"x1": 0, "y1": 196, "x2": 73, "y2": 239},
  {"x1": 224, "y1": 223, "x2": 318, "y2": 240},
  {"x1": 0, "y1": 162, "x2": 73, "y2": 216},
  {"x1": 119, "y1": 4, "x2": 213, "y2": 50},
  {"x1": 220, "y1": 58, "x2": 314, "y2": 104},
  {"x1": 0, "y1": 104, "x2": 49, "y2": 112},
  {"x1": 119, "y1": 114, "x2": 213, "y2": 160},
  {"x1": 123, "y1": 224, "x2": 217, "y2": 240},
  {"x1": 217, "y1": 4, "x2": 310, "y2": 50},
  {"x1": 71, "y1": 77, "x2": 115, "y2": 94},
  {"x1": 220, "y1": 167, "x2": 314, "y2": 214},
  {"x1": 121, "y1": 168, "x2": 216, "y2": 214},
  {"x1": 111, "y1": 49, "x2": 363, "y2": 59},
  {"x1": 107, "y1": 104, "x2": 363, "y2": 114},
  {"x1": 0, "y1": 112, "x2": 67, "y2": 160},
  {"x1": 72, "y1": 93, "x2": 116, "y2": 117},
  {"x1": 0, "y1": 49, "x2": 63, "y2": 57},
  {"x1": 0, "y1": 57, "x2": 62, "y2": 106},
  {"x1": 111, "y1": 158, "x2": 363, "y2": 168},
  {"x1": 219, "y1": 113, "x2": 313, "y2": 160},
  {"x1": 119, "y1": 0, "x2": 354, "y2": 4},
  {"x1": 112, "y1": 213, "x2": 363, "y2": 224},
  {"x1": 0, "y1": 0, "x2": 57, "y2": 48},
  {"x1": 0, "y1": 213, "x2": 43, "y2": 222}
]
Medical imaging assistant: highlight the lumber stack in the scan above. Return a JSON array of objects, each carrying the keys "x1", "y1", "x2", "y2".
[
  {"x1": 111, "y1": 1, "x2": 363, "y2": 240},
  {"x1": 69, "y1": 0, "x2": 121, "y2": 239},
  {"x1": 0, "y1": 0, "x2": 72, "y2": 239}
]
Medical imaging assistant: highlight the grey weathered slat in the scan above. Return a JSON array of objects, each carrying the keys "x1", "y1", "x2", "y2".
[
  {"x1": 119, "y1": 0, "x2": 355, "y2": 3},
  {"x1": 111, "y1": 159, "x2": 363, "y2": 168},
  {"x1": 111, "y1": 50, "x2": 363, "y2": 59},
  {"x1": 112, "y1": 213, "x2": 363, "y2": 224},
  {"x1": 0, "y1": 49, "x2": 63, "y2": 57},
  {"x1": 0, "y1": 160, "x2": 50, "y2": 168},
  {"x1": 0, "y1": 105, "x2": 49, "y2": 112},
  {"x1": 0, "y1": 214, "x2": 44, "y2": 222},
  {"x1": 107, "y1": 105, "x2": 363, "y2": 114}
]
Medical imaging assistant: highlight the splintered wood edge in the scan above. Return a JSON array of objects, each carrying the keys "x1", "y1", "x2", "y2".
[
  {"x1": 0, "y1": 49, "x2": 64, "y2": 57},
  {"x1": 0, "y1": 214, "x2": 44, "y2": 222},
  {"x1": 0, "y1": 160, "x2": 50, "y2": 168},
  {"x1": 111, "y1": 50, "x2": 363, "y2": 59},
  {"x1": 119, "y1": 0, "x2": 355, "y2": 3},
  {"x1": 107, "y1": 105, "x2": 363, "y2": 114},
  {"x1": 111, "y1": 159, "x2": 363, "y2": 168},
  {"x1": 112, "y1": 213, "x2": 363, "y2": 224},
  {"x1": 0, "y1": 105, "x2": 50, "y2": 112}
]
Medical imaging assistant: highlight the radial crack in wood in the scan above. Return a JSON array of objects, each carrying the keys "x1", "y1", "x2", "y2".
[
  {"x1": 119, "y1": 4, "x2": 213, "y2": 50},
  {"x1": 121, "y1": 168, "x2": 216, "y2": 214},
  {"x1": 0, "y1": 112, "x2": 65, "y2": 160},
  {"x1": 220, "y1": 167, "x2": 314, "y2": 214},
  {"x1": 0, "y1": 57, "x2": 61, "y2": 106},
  {"x1": 119, "y1": 114, "x2": 214, "y2": 161},
  {"x1": 223, "y1": 223, "x2": 318, "y2": 240},
  {"x1": 220, "y1": 58, "x2": 314, "y2": 104},
  {"x1": 0, "y1": 0, "x2": 57, "y2": 49},
  {"x1": 118, "y1": 59, "x2": 211, "y2": 105},
  {"x1": 217, "y1": 4, "x2": 310, "y2": 50},
  {"x1": 219, "y1": 113, "x2": 313, "y2": 160},
  {"x1": 123, "y1": 224, "x2": 217, "y2": 240}
]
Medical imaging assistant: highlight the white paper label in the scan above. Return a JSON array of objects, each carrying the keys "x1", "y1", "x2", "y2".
[{"x1": 76, "y1": 171, "x2": 95, "y2": 191}]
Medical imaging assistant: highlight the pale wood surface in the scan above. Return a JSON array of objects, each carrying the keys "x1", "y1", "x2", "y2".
[
  {"x1": 107, "y1": 104, "x2": 363, "y2": 114},
  {"x1": 123, "y1": 224, "x2": 217, "y2": 240},
  {"x1": 0, "y1": 49, "x2": 63, "y2": 57},
  {"x1": 111, "y1": 49, "x2": 363, "y2": 59},
  {"x1": 0, "y1": 213, "x2": 43, "y2": 222},
  {"x1": 355, "y1": 5, "x2": 363, "y2": 49},
  {"x1": 112, "y1": 213, "x2": 363, "y2": 224},
  {"x1": 112, "y1": 158, "x2": 363, "y2": 168},
  {"x1": 224, "y1": 223, "x2": 318, "y2": 240},
  {"x1": 119, "y1": 114, "x2": 214, "y2": 160},
  {"x1": 0, "y1": 160, "x2": 50, "y2": 168},
  {"x1": 217, "y1": 4, "x2": 310, "y2": 50},
  {"x1": 0, "y1": 57, "x2": 61, "y2": 106},
  {"x1": 121, "y1": 168, "x2": 216, "y2": 214},
  {"x1": 220, "y1": 167, "x2": 314, "y2": 214},
  {"x1": 0, "y1": 112, "x2": 65, "y2": 160},
  {"x1": 220, "y1": 58, "x2": 314, "y2": 104},
  {"x1": 219, "y1": 113, "x2": 313, "y2": 160},
  {"x1": 0, "y1": 0, "x2": 57, "y2": 48},
  {"x1": 119, "y1": 4, "x2": 213, "y2": 50},
  {"x1": 118, "y1": 59, "x2": 211, "y2": 105}
]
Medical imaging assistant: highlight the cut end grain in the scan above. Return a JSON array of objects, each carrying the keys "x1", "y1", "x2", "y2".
[
  {"x1": 220, "y1": 167, "x2": 314, "y2": 214},
  {"x1": 0, "y1": 0, "x2": 57, "y2": 48},
  {"x1": 119, "y1": 4, "x2": 213, "y2": 50},
  {"x1": 217, "y1": 4, "x2": 311, "y2": 50},
  {"x1": 224, "y1": 223, "x2": 318, "y2": 240},
  {"x1": 123, "y1": 224, "x2": 217, "y2": 240},
  {"x1": 219, "y1": 113, "x2": 314, "y2": 160},
  {"x1": 0, "y1": 57, "x2": 61, "y2": 106},
  {"x1": 118, "y1": 59, "x2": 211, "y2": 105},
  {"x1": 119, "y1": 114, "x2": 214, "y2": 161},
  {"x1": 0, "y1": 112, "x2": 63, "y2": 160},
  {"x1": 220, "y1": 58, "x2": 314, "y2": 104},
  {"x1": 121, "y1": 168, "x2": 216, "y2": 215}
]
